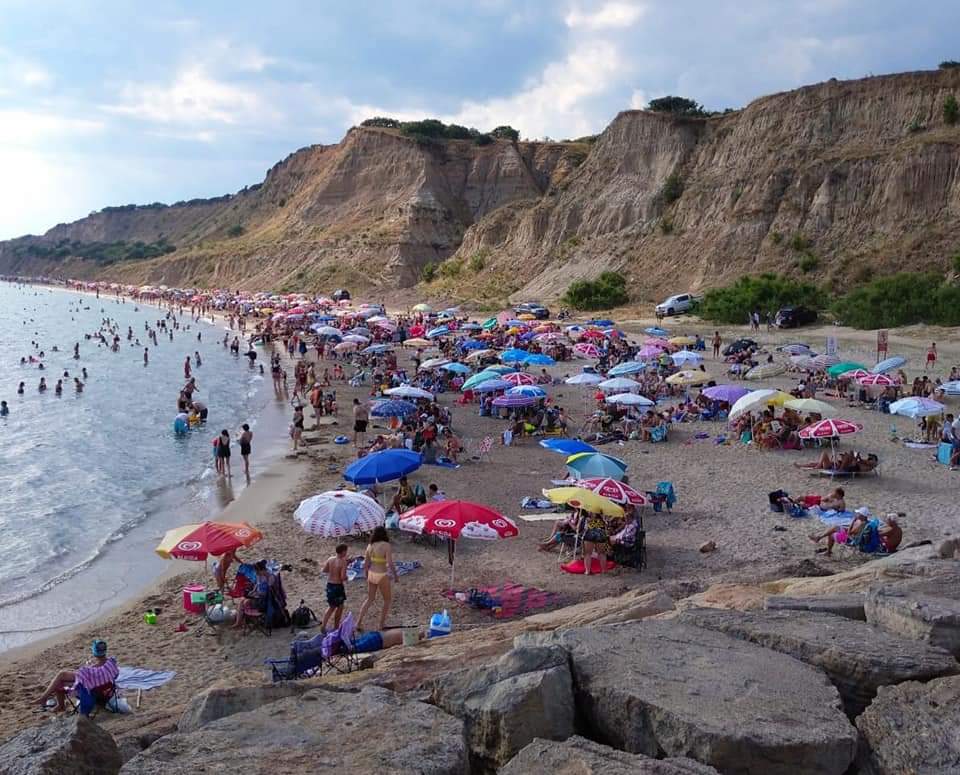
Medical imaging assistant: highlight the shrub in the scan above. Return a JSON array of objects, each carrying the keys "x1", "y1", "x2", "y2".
[
  {"x1": 661, "y1": 173, "x2": 684, "y2": 204},
  {"x1": 443, "y1": 123, "x2": 475, "y2": 140},
  {"x1": 798, "y1": 253, "x2": 819, "y2": 273},
  {"x1": 227, "y1": 224, "x2": 245, "y2": 237},
  {"x1": 660, "y1": 217, "x2": 674, "y2": 235},
  {"x1": 438, "y1": 258, "x2": 463, "y2": 278},
  {"x1": 789, "y1": 233, "x2": 812, "y2": 251},
  {"x1": 945, "y1": 95, "x2": 959, "y2": 126},
  {"x1": 832, "y1": 272, "x2": 960, "y2": 328},
  {"x1": 907, "y1": 116, "x2": 926, "y2": 133},
  {"x1": 490, "y1": 125, "x2": 520, "y2": 141},
  {"x1": 940, "y1": 61, "x2": 960, "y2": 69},
  {"x1": 361, "y1": 117, "x2": 401, "y2": 128},
  {"x1": 770, "y1": 231, "x2": 783, "y2": 245},
  {"x1": 420, "y1": 262, "x2": 438, "y2": 282},
  {"x1": 953, "y1": 253, "x2": 960, "y2": 275},
  {"x1": 468, "y1": 251, "x2": 487, "y2": 272},
  {"x1": 474, "y1": 133, "x2": 493, "y2": 146},
  {"x1": 647, "y1": 96, "x2": 708, "y2": 116},
  {"x1": 561, "y1": 272, "x2": 629, "y2": 310},
  {"x1": 699, "y1": 273, "x2": 822, "y2": 324}
]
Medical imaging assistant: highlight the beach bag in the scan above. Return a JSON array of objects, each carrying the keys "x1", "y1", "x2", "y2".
[
  {"x1": 290, "y1": 599, "x2": 317, "y2": 629},
  {"x1": 768, "y1": 490, "x2": 787, "y2": 513}
]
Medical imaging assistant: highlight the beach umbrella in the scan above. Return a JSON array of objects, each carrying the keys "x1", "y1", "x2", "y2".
[
  {"x1": 812, "y1": 353, "x2": 841, "y2": 370},
  {"x1": 838, "y1": 369, "x2": 870, "y2": 381},
  {"x1": 460, "y1": 340, "x2": 487, "y2": 350},
  {"x1": 671, "y1": 350, "x2": 703, "y2": 367},
  {"x1": 573, "y1": 478, "x2": 650, "y2": 506},
  {"x1": 312, "y1": 325, "x2": 343, "y2": 337},
  {"x1": 565, "y1": 373, "x2": 603, "y2": 386},
  {"x1": 441, "y1": 362, "x2": 471, "y2": 374},
  {"x1": 541, "y1": 487, "x2": 624, "y2": 518},
  {"x1": 362, "y1": 344, "x2": 392, "y2": 354},
  {"x1": 155, "y1": 521, "x2": 263, "y2": 561},
  {"x1": 636, "y1": 345, "x2": 666, "y2": 359},
  {"x1": 644, "y1": 327, "x2": 669, "y2": 337},
  {"x1": 599, "y1": 377, "x2": 641, "y2": 392},
  {"x1": 403, "y1": 337, "x2": 433, "y2": 348},
  {"x1": 342, "y1": 334, "x2": 369, "y2": 344},
  {"x1": 522, "y1": 353, "x2": 555, "y2": 366},
  {"x1": 492, "y1": 393, "x2": 537, "y2": 408},
  {"x1": 398, "y1": 500, "x2": 519, "y2": 582},
  {"x1": 500, "y1": 348, "x2": 530, "y2": 363},
  {"x1": 412, "y1": 303, "x2": 432, "y2": 313},
  {"x1": 384, "y1": 385, "x2": 433, "y2": 400},
  {"x1": 370, "y1": 399, "x2": 418, "y2": 418},
  {"x1": 798, "y1": 418, "x2": 863, "y2": 439},
  {"x1": 573, "y1": 342, "x2": 603, "y2": 359},
  {"x1": 666, "y1": 370, "x2": 711, "y2": 386},
  {"x1": 857, "y1": 373, "x2": 899, "y2": 388},
  {"x1": 668, "y1": 336, "x2": 695, "y2": 346},
  {"x1": 334, "y1": 341, "x2": 359, "y2": 353},
  {"x1": 605, "y1": 393, "x2": 654, "y2": 406},
  {"x1": 790, "y1": 354, "x2": 817, "y2": 369},
  {"x1": 501, "y1": 371, "x2": 536, "y2": 386},
  {"x1": 462, "y1": 370, "x2": 500, "y2": 390},
  {"x1": 778, "y1": 343, "x2": 811, "y2": 355},
  {"x1": 702, "y1": 384, "x2": 750, "y2": 404},
  {"x1": 566, "y1": 452, "x2": 628, "y2": 480},
  {"x1": 889, "y1": 397, "x2": 945, "y2": 418},
  {"x1": 484, "y1": 365, "x2": 517, "y2": 375},
  {"x1": 942, "y1": 381, "x2": 960, "y2": 396},
  {"x1": 419, "y1": 357, "x2": 450, "y2": 370},
  {"x1": 744, "y1": 363, "x2": 786, "y2": 380},
  {"x1": 872, "y1": 356, "x2": 906, "y2": 374},
  {"x1": 784, "y1": 398, "x2": 837, "y2": 417},
  {"x1": 728, "y1": 389, "x2": 792, "y2": 420},
  {"x1": 348, "y1": 327, "x2": 371, "y2": 337},
  {"x1": 427, "y1": 326, "x2": 450, "y2": 339},
  {"x1": 474, "y1": 378, "x2": 513, "y2": 393},
  {"x1": 294, "y1": 491, "x2": 385, "y2": 538},
  {"x1": 344, "y1": 449, "x2": 422, "y2": 485},
  {"x1": 607, "y1": 361, "x2": 645, "y2": 376},
  {"x1": 826, "y1": 361, "x2": 867, "y2": 378},
  {"x1": 506, "y1": 385, "x2": 547, "y2": 399},
  {"x1": 464, "y1": 349, "x2": 495, "y2": 363},
  {"x1": 539, "y1": 438, "x2": 597, "y2": 455}
]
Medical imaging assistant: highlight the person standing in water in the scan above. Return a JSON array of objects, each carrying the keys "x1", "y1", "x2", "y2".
[
  {"x1": 143, "y1": 347, "x2": 149, "y2": 366},
  {"x1": 184, "y1": 356, "x2": 192, "y2": 379},
  {"x1": 217, "y1": 429, "x2": 232, "y2": 478},
  {"x1": 239, "y1": 423, "x2": 253, "y2": 482}
]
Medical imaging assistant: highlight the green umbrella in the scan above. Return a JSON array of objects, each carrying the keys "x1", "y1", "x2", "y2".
[
  {"x1": 462, "y1": 370, "x2": 500, "y2": 391},
  {"x1": 482, "y1": 317, "x2": 498, "y2": 330},
  {"x1": 484, "y1": 365, "x2": 517, "y2": 375},
  {"x1": 826, "y1": 361, "x2": 867, "y2": 378}
]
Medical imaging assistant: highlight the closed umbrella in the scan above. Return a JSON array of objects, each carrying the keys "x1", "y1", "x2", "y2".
[
  {"x1": 344, "y1": 449, "x2": 421, "y2": 485},
  {"x1": 294, "y1": 491, "x2": 385, "y2": 537}
]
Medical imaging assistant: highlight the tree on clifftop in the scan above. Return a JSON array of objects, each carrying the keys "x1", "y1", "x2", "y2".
[
  {"x1": 647, "y1": 96, "x2": 708, "y2": 117},
  {"x1": 490, "y1": 125, "x2": 520, "y2": 141}
]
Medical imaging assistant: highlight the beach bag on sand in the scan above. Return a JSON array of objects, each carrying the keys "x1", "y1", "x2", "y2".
[{"x1": 291, "y1": 600, "x2": 317, "y2": 629}]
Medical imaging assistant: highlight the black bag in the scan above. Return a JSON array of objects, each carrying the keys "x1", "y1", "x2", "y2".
[
  {"x1": 768, "y1": 490, "x2": 788, "y2": 513},
  {"x1": 290, "y1": 599, "x2": 316, "y2": 629}
]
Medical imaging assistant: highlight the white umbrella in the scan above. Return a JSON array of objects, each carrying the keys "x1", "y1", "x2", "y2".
[
  {"x1": 342, "y1": 334, "x2": 369, "y2": 344},
  {"x1": 783, "y1": 398, "x2": 837, "y2": 417},
  {"x1": 384, "y1": 385, "x2": 434, "y2": 400},
  {"x1": 606, "y1": 393, "x2": 654, "y2": 406},
  {"x1": 598, "y1": 377, "x2": 641, "y2": 392},
  {"x1": 729, "y1": 389, "x2": 793, "y2": 420},
  {"x1": 671, "y1": 350, "x2": 703, "y2": 367},
  {"x1": 294, "y1": 491, "x2": 385, "y2": 538},
  {"x1": 419, "y1": 357, "x2": 450, "y2": 370},
  {"x1": 888, "y1": 397, "x2": 946, "y2": 418},
  {"x1": 565, "y1": 373, "x2": 603, "y2": 386}
]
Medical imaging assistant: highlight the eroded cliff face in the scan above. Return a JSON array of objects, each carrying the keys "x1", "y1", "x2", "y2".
[{"x1": 5, "y1": 68, "x2": 960, "y2": 298}]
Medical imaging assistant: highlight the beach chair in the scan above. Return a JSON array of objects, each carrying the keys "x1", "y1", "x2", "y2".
[
  {"x1": 69, "y1": 679, "x2": 117, "y2": 718},
  {"x1": 650, "y1": 425, "x2": 668, "y2": 443},
  {"x1": 610, "y1": 514, "x2": 646, "y2": 571},
  {"x1": 647, "y1": 481, "x2": 676, "y2": 513},
  {"x1": 557, "y1": 514, "x2": 586, "y2": 565}
]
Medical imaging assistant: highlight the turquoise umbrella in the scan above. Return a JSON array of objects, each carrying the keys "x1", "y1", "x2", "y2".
[
  {"x1": 565, "y1": 452, "x2": 628, "y2": 481},
  {"x1": 441, "y1": 362, "x2": 471, "y2": 374},
  {"x1": 463, "y1": 370, "x2": 500, "y2": 390}
]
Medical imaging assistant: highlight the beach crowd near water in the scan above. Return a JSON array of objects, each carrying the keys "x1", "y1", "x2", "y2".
[{"x1": 2, "y1": 275, "x2": 960, "y2": 756}]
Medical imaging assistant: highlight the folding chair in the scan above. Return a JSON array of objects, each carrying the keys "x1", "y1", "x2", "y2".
[
  {"x1": 611, "y1": 514, "x2": 647, "y2": 571},
  {"x1": 557, "y1": 514, "x2": 586, "y2": 565},
  {"x1": 647, "y1": 482, "x2": 676, "y2": 513},
  {"x1": 69, "y1": 681, "x2": 117, "y2": 718}
]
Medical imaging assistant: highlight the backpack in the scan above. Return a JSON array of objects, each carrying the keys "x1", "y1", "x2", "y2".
[{"x1": 291, "y1": 599, "x2": 317, "y2": 629}]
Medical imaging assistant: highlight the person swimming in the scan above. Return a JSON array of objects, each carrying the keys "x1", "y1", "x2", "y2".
[
  {"x1": 38, "y1": 377, "x2": 47, "y2": 392},
  {"x1": 17, "y1": 382, "x2": 24, "y2": 395},
  {"x1": 0, "y1": 401, "x2": 8, "y2": 416}
]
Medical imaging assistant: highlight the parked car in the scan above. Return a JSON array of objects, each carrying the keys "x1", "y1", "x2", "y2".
[
  {"x1": 332, "y1": 289, "x2": 351, "y2": 302},
  {"x1": 723, "y1": 338, "x2": 758, "y2": 356},
  {"x1": 775, "y1": 306, "x2": 818, "y2": 329},
  {"x1": 514, "y1": 302, "x2": 551, "y2": 319},
  {"x1": 655, "y1": 293, "x2": 697, "y2": 317}
]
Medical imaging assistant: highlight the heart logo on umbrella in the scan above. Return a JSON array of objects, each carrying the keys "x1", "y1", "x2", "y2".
[{"x1": 177, "y1": 541, "x2": 203, "y2": 552}]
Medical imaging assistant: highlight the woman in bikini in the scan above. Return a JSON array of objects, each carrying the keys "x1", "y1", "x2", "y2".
[{"x1": 356, "y1": 526, "x2": 399, "y2": 631}]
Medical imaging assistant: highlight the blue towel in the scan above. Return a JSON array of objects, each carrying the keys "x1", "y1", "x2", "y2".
[
  {"x1": 817, "y1": 509, "x2": 854, "y2": 528},
  {"x1": 346, "y1": 557, "x2": 422, "y2": 582},
  {"x1": 116, "y1": 667, "x2": 176, "y2": 691},
  {"x1": 425, "y1": 457, "x2": 460, "y2": 469}
]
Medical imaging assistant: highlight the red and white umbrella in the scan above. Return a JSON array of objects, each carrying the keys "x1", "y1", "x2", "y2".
[
  {"x1": 573, "y1": 342, "x2": 602, "y2": 359},
  {"x1": 501, "y1": 371, "x2": 536, "y2": 386},
  {"x1": 798, "y1": 418, "x2": 863, "y2": 439},
  {"x1": 838, "y1": 369, "x2": 870, "y2": 380},
  {"x1": 857, "y1": 374, "x2": 899, "y2": 388},
  {"x1": 294, "y1": 491, "x2": 385, "y2": 538},
  {"x1": 812, "y1": 353, "x2": 840, "y2": 369},
  {"x1": 574, "y1": 478, "x2": 650, "y2": 506}
]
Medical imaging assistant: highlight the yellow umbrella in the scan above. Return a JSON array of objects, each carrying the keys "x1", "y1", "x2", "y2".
[
  {"x1": 784, "y1": 398, "x2": 837, "y2": 417},
  {"x1": 668, "y1": 336, "x2": 695, "y2": 346},
  {"x1": 517, "y1": 313, "x2": 536, "y2": 321},
  {"x1": 403, "y1": 337, "x2": 433, "y2": 347},
  {"x1": 666, "y1": 370, "x2": 711, "y2": 386},
  {"x1": 542, "y1": 487, "x2": 624, "y2": 518}
]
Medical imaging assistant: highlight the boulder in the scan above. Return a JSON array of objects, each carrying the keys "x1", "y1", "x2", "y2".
[
  {"x1": 855, "y1": 674, "x2": 960, "y2": 774},
  {"x1": 865, "y1": 574, "x2": 960, "y2": 657},
  {"x1": 764, "y1": 593, "x2": 865, "y2": 621},
  {"x1": 0, "y1": 715, "x2": 122, "y2": 775},
  {"x1": 499, "y1": 736, "x2": 719, "y2": 774},
  {"x1": 680, "y1": 608, "x2": 958, "y2": 717},
  {"x1": 431, "y1": 645, "x2": 574, "y2": 771},
  {"x1": 177, "y1": 682, "x2": 313, "y2": 732},
  {"x1": 122, "y1": 686, "x2": 466, "y2": 773},
  {"x1": 528, "y1": 620, "x2": 857, "y2": 775}
]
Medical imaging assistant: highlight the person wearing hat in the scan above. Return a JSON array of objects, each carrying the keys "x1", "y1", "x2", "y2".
[{"x1": 37, "y1": 639, "x2": 119, "y2": 712}]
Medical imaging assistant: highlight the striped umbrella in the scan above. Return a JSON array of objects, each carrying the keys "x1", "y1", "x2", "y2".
[
  {"x1": 156, "y1": 521, "x2": 263, "y2": 561},
  {"x1": 501, "y1": 371, "x2": 537, "y2": 386},
  {"x1": 798, "y1": 418, "x2": 863, "y2": 439},
  {"x1": 566, "y1": 452, "x2": 628, "y2": 480},
  {"x1": 294, "y1": 491, "x2": 385, "y2": 538},
  {"x1": 574, "y1": 478, "x2": 650, "y2": 506},
  {"x1": 666, "y1": 370, "x2": 712, "y2": 385},
  {"x1": 637, "y1": 345, "x2": 666, "y2": 359},
  {"x1": 370, "y1": 399, "x2": 418, "y2": 418},
  {"x1": 475, "y1": 378, "x2": 513, "y2": 393},
  {"x1": 492, "y1": 393, "x2": 537, "y2": 408},
  {"x1": 838, "y1": 369, "x2": 870, "y2": 381},
  {"x1": 744, "y1": 363, "x2": 786, "y2": 380},
  {"x1": 778, "y1": 343, "x2": 812, "y2": 355},
  {"x1": 872, "y1": 356, "x2": 906, "y2": 374},
  {"x1": 857, "y1": 373, "x2": 899, "y2": 388},
  {"x1": 608, "y1": 361, "x2": 645, "y2": 376},
  {"x1": 812, "y1": 353, "x2": 841, "y2": 370},
  {"x1": 573, "y1": 342, "x2": 603, "y2": 359},
  {"x1": 506, "y1": 385, "x2": 547, "y2": 399},
  {"x1": 599, "y1": 377, "x2": 641, "y2": 392}
]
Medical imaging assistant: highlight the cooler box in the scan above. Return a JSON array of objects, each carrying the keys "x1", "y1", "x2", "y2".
[
  {"x1": 183, "y1": 584, "x2": 205, "y2": 615},
  {"x1": 938, "y1": 442, "x2": 953, "y2": 465},
  {"x1": 428, "y1": 610, "x2": 452, "y2": 638}
]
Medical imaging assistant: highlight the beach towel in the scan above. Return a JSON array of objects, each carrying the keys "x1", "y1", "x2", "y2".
[
  {"x1": 424, "y1": 458, "x2": 460, "y2": 469},
  {"x1": 521, "y1": 496, "x2": 555, "y2": 509},
  {"x1": 903, "y1": 441, "x2": 936, "y2": 449},
  {"x1": 516, "y1": 513, "x2": 564, "y2": 522},
  {"x1": 816, "y1": 509, "x2": 854, "y2": 528},
  {"x1": 561, "y1": 557, "x2": 617, "y2": 574},
  {"x1": 116, "y1": 668, "x2": 176, "y2": 691},
  {"x1": 442, "y1": 582, "x2": 561, "y2": 619},
  {"x1": 346, "y1": 557, "x2": 421, "y2": 582}
]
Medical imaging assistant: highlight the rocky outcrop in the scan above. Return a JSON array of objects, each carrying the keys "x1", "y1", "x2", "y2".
[
  {"x1": 524, "y1": 620, "x2": 857, "y2": 775},
  {"x1": 499, "y1": 736, "x2": 720, "y2": 774},
  {"x1": 764, "y1": 593, "x2": 865, "y2": 620},
  {"x1": 176, "y1": 681, "x2": 313, "y2": 732},
  {"x1": 679, "y1": 608, "x2": 959, "y2": 716},
  {"x1": 121, "y1": 686, "x2": 467, "y2": 773},
  {"x1": 855, "y1": 675, "x2": 960, "y2": 774},
  {"x1": 430, "y1": 645, "x2": 574, "y2": 771},
  {"x1": 0, "y1": 716, "x2": 122, "y2": 775},
  {"x1": 864, "y1": 573, "x2": 960, "y2": 657}
]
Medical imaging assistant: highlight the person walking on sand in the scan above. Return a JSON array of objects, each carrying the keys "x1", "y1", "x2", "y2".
[
  {"x1": 239, "y1": 423, "x2": 253, "y2": 482},
  {"x1": 926, "y1": 342, "x2": 937, "y2": 371},
  {"x1": 143, "y1": 347, "x2": 149, "y2": 366},
  {"x1": 712, "y1": 331, "x2": 722, "y2": 359},
  {"x1": 321, "y1": 543, "x2": 349, "y2": 632},
  {"x1": 357, "y1": 526, "x2": 398, "y2": 631},
  {"x1": 291, "y1": 404, "x2": 304, "y2": 451},
  {"x1": 353, "y1": 398, "x2": 369, "y2": 450}
]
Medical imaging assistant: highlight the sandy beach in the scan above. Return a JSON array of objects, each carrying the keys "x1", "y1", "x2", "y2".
[{"x1": 1, "y1": 310, "x2": 959, "y2": 748}]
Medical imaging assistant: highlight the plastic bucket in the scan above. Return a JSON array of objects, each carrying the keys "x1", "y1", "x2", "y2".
[
  {"x1": 183, "y1": 584, "x2": 205, "y2": 614},
  {"x1": 402, "y1": 628, "x2": 418, "y2": 647}
]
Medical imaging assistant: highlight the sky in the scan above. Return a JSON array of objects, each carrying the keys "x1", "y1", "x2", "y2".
[{"x1": 2, "y1": 0, "x2": 959, "y2": 240}]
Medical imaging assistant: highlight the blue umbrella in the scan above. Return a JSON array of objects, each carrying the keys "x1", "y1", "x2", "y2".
[
  {"x1": 539, "y1": 438, "x2": 596, "y2": 455},
  {"x1": 427, "y1": 326, "x2": 450, "y2": 339},
  {"x1": 565, "y1": 452, "x2": 628, "y2": 481},
  {"x1": 474, "y1": 378, "x2": 513, "y2": 392},
  {"x1": 484, "y1": 365, "x2": 517, "y2": 375},
  {"x1": 344, "y1": 449, "x2": 422, "y2": 484},
  {"x1": 362, "y1": 344, "x2": 392, "y2": 354},
  {"x1": 523, "y1": 353, "x2": 555, "y2": 366},
  {"x1": 461, "y1": 323, "x2": 482, "y2": 331},
  {"x1": 645, "y1": 327, "x2": 669, "y2": 337},
  {"x1": 500, "y1": 348, "x2": 530, "y2": 363},
  {"x1": 588, "y1": 319, "x2": 615, "y2": 327},
  {"x1": 441, "y1": 362, "x2": 471, "y2": 374},
  {"x1": 506, "y1": 385, "x2": 547, "y2": 399},
  {"x1": 370, "y1": 399, "x2": 418, "y2": 418},
  {"x1": 461, "y1": 340, "x2": 487, "y2": 350},
  {"x1": 871, "y1": 356, "x2": 906, "y2": 374},
  {"x1": 608, "y1": 361, "x2": 645, "y2": 376}
]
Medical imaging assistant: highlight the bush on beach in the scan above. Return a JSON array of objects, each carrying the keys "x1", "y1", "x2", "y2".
[
  {"x1": 562, "y1": 272, "x2": 629, "y2": 310},
  {"x1": 831, "y1": 272, "x2": 960, "y2": 328},
  {"x1": 699, "y1": 273, "x2": 821, "y2": 324}
]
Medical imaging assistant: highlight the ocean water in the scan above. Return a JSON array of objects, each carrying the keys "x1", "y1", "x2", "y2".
[{"x1": 0, "y1": 283, "x2": 285, "y2": 650}]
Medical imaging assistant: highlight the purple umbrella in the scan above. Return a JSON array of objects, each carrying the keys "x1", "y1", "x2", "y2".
[
  {"x1": 492, "y1": 394, "x2": 537, "y2": 407},
  {"x1": 474, "y1": 378, "x2": 513, "y2": 393},
  {"x1": 702, "y1": 384, "x2": 750, "y2": 404}
]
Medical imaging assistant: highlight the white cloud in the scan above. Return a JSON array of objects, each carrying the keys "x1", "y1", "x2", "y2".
[
  {"x1": 565, "y1": 1, "x2": 645, "y2": 30},
  {"x1": 0, "y1": 47, "x2": 53, "y2": 93},
  {"x1": 0, "y1": 110, "x2": 103, "y2": 146}
]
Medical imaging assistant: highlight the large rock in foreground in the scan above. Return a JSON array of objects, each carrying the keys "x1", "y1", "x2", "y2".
[
  {"x1": 499, "y1": 736, "x2": 719, "y2": 774},
  {"x1": 0, "y1": 715, "x2": 121, "y2": 775},
  {"x1": 525, "y1": 620, "x2": 857, "y2": 775},
  {"x1": 680, "y1": 608, "x2": 959, "y2": 716},
  {"x1": 855, "y1": 674, "x2": 960, "y2": 774},
  {"x1": 764, "y1": 593, "x2": 865, "y2": 620},
  {"x1": 122, "y1": 686, "x2": 466, "y2": 774},
  {"x1": 431, "y1": 645, "x2": 574, "y2": 771},
  {"x1": 865, "y1": 574, "x2": 960, "y2": 657},
  {"x1": 177, "y1": 682, "x2": 312, "y2": 732}
]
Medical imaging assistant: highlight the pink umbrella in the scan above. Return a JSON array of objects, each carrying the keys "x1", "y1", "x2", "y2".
[
  {"x1": 501, "y1": 372, "x2": 536, "y2": 386},
  {"x1": 838, "y1": 369, "x2": 870, "y2": 380},
  {"x1": 644, "y1": 337, "x2": 674, "y2": 350},
  {"x1": 812, "y1": 353, "x2": 840, "y2": 370},
  {"x1": 573, "y1": 342, "x2": 602, "y2": 359},
  {"x1": 857, "y1": 374, "x2": 899, "y2": 387},
  {"x1": 574, "y1": 478, "x2": 650, "y2": 506},
  {"x1": 798, "y1": 418, "x2": 863, "y2": 439}
]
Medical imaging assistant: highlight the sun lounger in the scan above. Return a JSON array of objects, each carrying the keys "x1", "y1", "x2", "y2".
[{"x1": 811, "y1": 467, "x2": 880, "y2": 480}]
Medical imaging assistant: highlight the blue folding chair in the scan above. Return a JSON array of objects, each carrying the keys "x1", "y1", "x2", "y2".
[{"x1": 647, "y1": 481, "x2": 676, "y2": 513}]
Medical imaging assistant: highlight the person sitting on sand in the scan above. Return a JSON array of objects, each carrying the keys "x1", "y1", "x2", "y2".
[
  {"x1": 37, "y1": 639, "x2": 118, "y2": 712},
  {"x1": 809, "y1": 509, "x2": 902, "y2": 556},
  {"x1": 390, "y1": 476, "x2": 416, "y2": 514}
]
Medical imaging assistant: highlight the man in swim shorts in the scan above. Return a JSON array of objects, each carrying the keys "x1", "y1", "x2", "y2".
[
  {"x1": 352, "y1": 398, "x2": 369, "y2": 449},
  {"x1": 322, "y1": 543, "x2": 349, "y2": 632}
]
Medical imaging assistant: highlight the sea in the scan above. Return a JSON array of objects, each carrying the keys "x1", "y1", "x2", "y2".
[{"x1": 0, "y1": 283, "x2": 289, "y2": 652}]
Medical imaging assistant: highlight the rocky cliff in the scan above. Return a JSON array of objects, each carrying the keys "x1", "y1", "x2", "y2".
[{"x1": 4, "y1": 68, "x2": 960, "y2": 301}]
